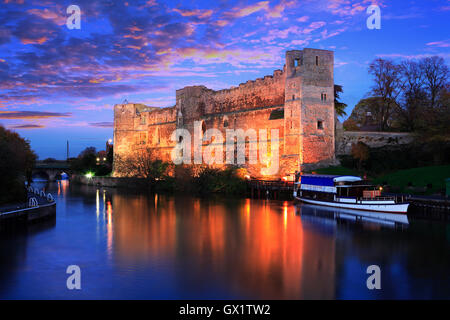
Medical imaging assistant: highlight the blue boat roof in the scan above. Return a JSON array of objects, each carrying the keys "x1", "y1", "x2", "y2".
[{"x1": 300, "y1": 174, "x2": 362, "y2": 186}]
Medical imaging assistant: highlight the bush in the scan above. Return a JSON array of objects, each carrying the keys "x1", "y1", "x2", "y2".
[{"x1": 172, "y1": 165, "x2": 246, "y2": 195}]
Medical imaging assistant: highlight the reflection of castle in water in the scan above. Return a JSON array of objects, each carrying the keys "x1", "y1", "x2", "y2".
[{"x1": 107, "y1": 193, "x2": 336, "y2": 299}]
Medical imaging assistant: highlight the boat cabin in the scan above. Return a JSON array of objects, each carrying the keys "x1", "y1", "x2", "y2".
[{"x1": 296, "y1": 174, "x2": 381, "y2": 201}]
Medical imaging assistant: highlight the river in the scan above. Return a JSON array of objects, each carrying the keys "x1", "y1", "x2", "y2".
[{"x1": 0, "y1": 180, "x2": 449, "y2": 299}]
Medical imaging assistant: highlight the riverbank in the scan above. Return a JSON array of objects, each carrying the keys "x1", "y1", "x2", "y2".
[
  {"x1": 72, "y1": 174, "x2": 148, "y2": 188},
  {"x1": 0, "y1": 188, "x2": 56, "y2": 225}
]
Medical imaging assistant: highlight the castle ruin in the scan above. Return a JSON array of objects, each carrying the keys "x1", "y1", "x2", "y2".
[{"x1": 113, "y1": 48, "x2": 336, "y2": 179}]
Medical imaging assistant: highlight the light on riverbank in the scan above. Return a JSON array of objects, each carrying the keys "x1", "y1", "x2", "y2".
[{"x1": 85, "y1": 172, "x2": 94, "y2": 179}]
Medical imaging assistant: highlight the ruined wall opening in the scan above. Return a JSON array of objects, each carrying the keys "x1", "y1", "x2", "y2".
[{"x1": 317, "y1": 120, "x2": 324, "y2": 130}]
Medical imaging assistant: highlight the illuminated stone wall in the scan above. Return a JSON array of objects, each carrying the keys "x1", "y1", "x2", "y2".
[{"x1": 113, "y1": 48, "x2": 337, "y2": 179}]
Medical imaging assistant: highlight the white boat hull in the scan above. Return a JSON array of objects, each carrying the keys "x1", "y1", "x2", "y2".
[{"x1": 294, "y1": 196, "x2": 409, "y2": 214}]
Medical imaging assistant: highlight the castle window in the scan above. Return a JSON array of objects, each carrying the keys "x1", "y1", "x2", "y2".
[
  {"x1": 294, "y1": 59, "x2": 299, "y2": 67},
  {"x1": 317, "y1": 120, "x2": 324, "y2": 130},
  {"x1": 178, "y1": 136, "x2": 183, "y2": 143},
  {"x1": 223, "y1": 116, "x2": 229, "y2": 127},
  {"x1": 269, "y1": 108, "x2": 284, "y2": 120},
  {"x1": 292, "y1": 95, "x2": 295, "y2": 100},
  {"x1": 321, "y1": 93, "x2": 327, "y2": 102},
  {"x1": 315, "y1": 56, "x2": 319, "y2": 66}
]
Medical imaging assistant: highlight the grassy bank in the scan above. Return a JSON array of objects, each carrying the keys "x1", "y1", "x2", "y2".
[{"x1": 372, "y1": 165, "x2": 450, "y2": 195}]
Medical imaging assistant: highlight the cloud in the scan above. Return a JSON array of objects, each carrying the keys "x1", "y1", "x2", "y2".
[
  {"x1": 89, "y1": 122, "x2": 114, "y2": 128},
  {"x1": 26, "y1": 8, "x2": 66, "y2": 26},
  {"x1": 173, "y1": 8, "x2": 214, "y2": 19},
  {"x1": 10, "y1": 123, "x2": 45, "y2": 129},
  {"x1": 377, "y1": 53, "x2": 450, "y2": 60},
  {"x1": 426, "y1": 40, "x2": 450, "y2": 48},
  {"x1": 224, "y1": 1, "x2": 270, "y2": 19},
  {"x1": 297, "y1": 16, "x2": 309, "y2": 22},
  {"x1": 266, "y1": 0, "x2": 296, "y2": 18},
  {"x1": 326, "y1": 0, "x2": 384, "y2": 16},
  {"x1": 0, "y1": 111, "x2": 71, "y2": 119}
]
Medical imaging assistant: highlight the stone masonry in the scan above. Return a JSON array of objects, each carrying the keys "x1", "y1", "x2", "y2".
[{"x1": 113, "y1": 48, "x2": 336, "y2": 179}]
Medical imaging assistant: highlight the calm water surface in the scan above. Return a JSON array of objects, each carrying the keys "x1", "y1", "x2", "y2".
[{"x1": 0, "y1": 181, "x2": 449, "y2": 299}]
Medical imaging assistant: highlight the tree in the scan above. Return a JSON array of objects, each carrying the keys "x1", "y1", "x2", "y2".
[
  {"x1": 70, "y1": 147, "x2": 97, "y2": 173},
  {"x1": 0, "y1": 125, "x2": 37, "y2": 204},
  {"x1": 347, "y1": 97, "x2": 386, "y2": 130},
  {"x1": 395, "y1": 60, "x2": 428, "y2": 131},
  {"x1": 342, "y1": 118, "x2": 359, "y2": 131},
  {"x1": 114, "y1": 148, "x2": 171, "y2": 184},
  {"x1": 351, "y1": 141, "x2": 369, "y2": 171},
  {"x1": 421, "y1": 56, "x2": 449, "y2": 109},
  {"x1": 356, "y1": 56, "x2": 449, "y2": 134},
  {"x1": 334, "y1": 84, "x2": 348, "y2": 117},
  {"x1": 368, "y1": 58, "x2": 402, "y2": 131}
]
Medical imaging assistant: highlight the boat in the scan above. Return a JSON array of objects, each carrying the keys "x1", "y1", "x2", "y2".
[{"x1": 293, "y1": 174, "x2": 409, "y2": 214}]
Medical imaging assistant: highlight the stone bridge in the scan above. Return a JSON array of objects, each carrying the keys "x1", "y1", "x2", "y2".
[{"x1": 32, "y1": 161, "x2": 71, "y2": 181}]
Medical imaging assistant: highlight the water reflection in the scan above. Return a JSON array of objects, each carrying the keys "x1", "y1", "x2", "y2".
[
  {"x1": 1, "y1": 181, "x2": 449, "y2": 299},
  {"x1": 108, "y1": 193, "x2": 335, "y2": 298}
]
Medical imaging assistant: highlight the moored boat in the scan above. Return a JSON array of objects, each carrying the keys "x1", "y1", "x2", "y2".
[{"x1": 293, "y1": 174, "x2": 409, "y2": 214}]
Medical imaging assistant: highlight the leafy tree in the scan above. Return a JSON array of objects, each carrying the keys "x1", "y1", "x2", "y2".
[
  {"x1": 70, "y1": 147, "x2": 97, "y2": 173},
  {"x1": 0, "y1": 125, "x2": 37, "y2": 204},
  {"x1": 334, "y1": 84, "x2": 348, "y2": 117},
  {"x1": 342, "y1": 118, "x2": 359, "y2": 131},
  {"x1": 351, "y1": 141, "x2": 369, "y2": 171},
  {"x1": 347, "y1": 97, "x2": 386, "y2": 130}
]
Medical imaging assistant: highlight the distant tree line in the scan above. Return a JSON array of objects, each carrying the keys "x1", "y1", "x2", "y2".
[
  {"x1": 70, "y1": 146, "x2": 113, "y2": 176},
  {"x1": 344, "y1": 56, "x2": 449, "y2": 141}
]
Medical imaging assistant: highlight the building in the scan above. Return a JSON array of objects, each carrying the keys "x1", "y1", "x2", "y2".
[{"x1": 113, "y1": 48, "x2": 336, "y2": 179}]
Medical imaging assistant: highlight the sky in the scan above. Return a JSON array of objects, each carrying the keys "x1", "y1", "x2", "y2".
[{"x1": 0, "y1": 0, "x2": 449, "y2": 159}]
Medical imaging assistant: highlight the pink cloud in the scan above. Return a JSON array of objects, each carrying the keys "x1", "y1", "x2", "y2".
[
  {"x1": 27, "y1": 8, "x2": 66, "y2": 26},
  {"x1": 224, "y1": 1, "x2": 269, "y2": 19},
  {"x1": 173, "y1": 8, "x2": 214, "y2": 19},
  {"x1": 426, "y1": 40, "x2": 450, "y2": 48},
  {"x1": 297, "y1": 16, "x2": 309, "y2": 22}
]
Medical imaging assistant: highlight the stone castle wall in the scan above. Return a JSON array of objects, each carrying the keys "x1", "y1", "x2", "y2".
[
  {"x1": 335, "y1": 130, "x2": 413, "y2": 155},
  {"x1": 113, "y1": 48, "x2": 336, "y2": 179}
]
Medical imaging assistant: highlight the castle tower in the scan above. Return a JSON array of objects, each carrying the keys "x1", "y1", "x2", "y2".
[
  {"x1": 283, "y1": 50, "x2": 304, "y2": 174},
  {"x1": 283, "y1": 48, "x2": 335, "y2": 174}
]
